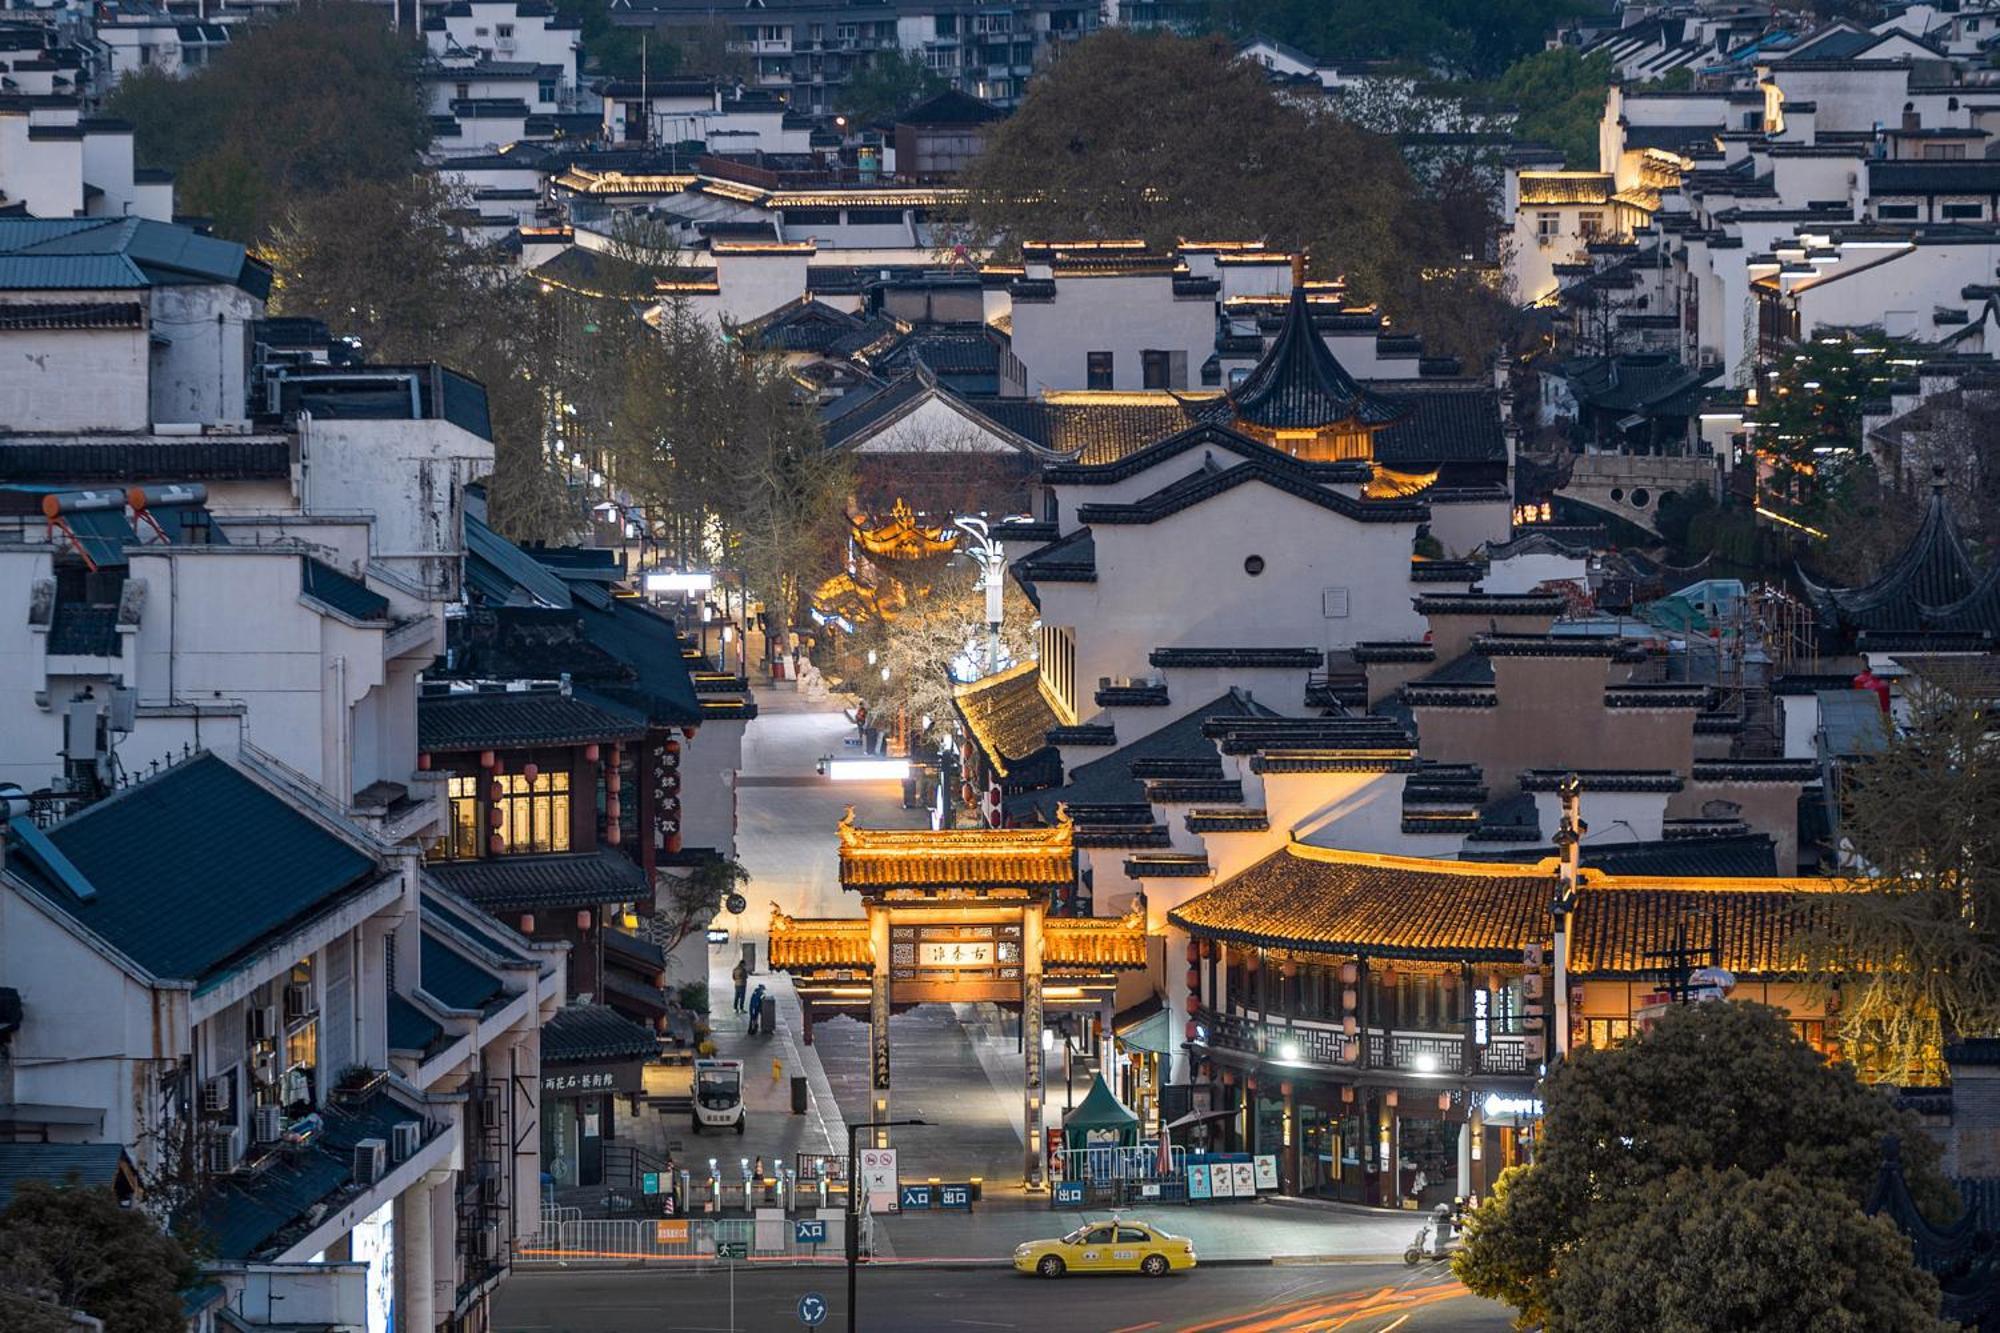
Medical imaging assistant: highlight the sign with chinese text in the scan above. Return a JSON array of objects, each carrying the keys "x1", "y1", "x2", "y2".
[
  {"x1": 889, "y1": 922, "x2": 1024, "y2": 1002},
  {"x1": 939, "y1": 1184, "x2": 970, "y2": 1210},
  {"x1": 655, "y1": 1220, "x2": 688, "y2": 1244},
  {"x1": 541, "y1": 1059, "x2": 642, "y2": 1097},
  {"x1": 794, "y1": 1219, "x2": 827, "y2": 1245},
  {"x1": 1054, "y1": 1181, "x2": 1084, "y2": 1206}
]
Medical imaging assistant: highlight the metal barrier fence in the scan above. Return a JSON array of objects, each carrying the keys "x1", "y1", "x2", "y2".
[
  {"x1": 1056, "y1": 1142, "x2": 1184, "y2": 1184},
  {"x1": 517, "y1": 1215, "x2": 856, "y2": 1269}
]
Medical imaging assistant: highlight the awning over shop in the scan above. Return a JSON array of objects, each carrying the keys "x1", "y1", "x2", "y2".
[{"x1": 1115, "y1": 1007, "x2": 1175, "y2": 1056}]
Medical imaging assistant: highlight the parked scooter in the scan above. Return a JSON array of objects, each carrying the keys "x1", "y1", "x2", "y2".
[{"x1": 1405, "y1": 1201, "x2": 1461, "y2": 1265}]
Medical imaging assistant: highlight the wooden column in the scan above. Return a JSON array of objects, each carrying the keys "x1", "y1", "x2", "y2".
[
  {"x1": 867, "y1": 904, "x2": 892, "y2": 1149},
  {"x1": 1022, "y1": 901, "x2": 1046, "y2": 1189}
]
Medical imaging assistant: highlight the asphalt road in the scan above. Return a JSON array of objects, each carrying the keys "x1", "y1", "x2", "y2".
[{"x1": 492, "y1": 1261, "x2": 1511, "y2": 1333}]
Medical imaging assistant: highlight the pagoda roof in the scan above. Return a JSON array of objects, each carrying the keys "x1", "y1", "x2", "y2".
[
  {"x1": 836, "y1": 808, "x2": 1076, "y2": 893},
  {"x1": 1803, "y1": 473, "x2": 1997, "y2": 635},
  {"x1": 1225, "y1": 284, "x2": 1409, "y2": 431}
]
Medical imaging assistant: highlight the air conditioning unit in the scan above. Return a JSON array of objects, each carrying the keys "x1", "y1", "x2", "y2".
[
  {"x1": 247, "y1": 1004, "x2": 278, "y2": 1043},
  {"x1": 207, "y1": 1124, "x2": 244, "y2": 1174},
  {"x1": 201, "y1": 1075, "x2": 233, "y2": 1115},
  {"x1": 475, "y1": 1224, "x2": 501, "y2": 1261},
  {"x1": 477, "y1": 1086, "x2": 503, "y2": 1124},
  {"x1": 352, "y1": 1138, "x2": 387, "y2": 1187},
  {"x1": 284, "y1": 983, "x2": 315, "y2": 1020},
  {"x1": 391, "y1": 1120, "x2": 423, "y2": 1163},
  {"x1": 253, "y1": 1104, "x2": 285, "y2": 1144},
  {"x1": 477, "y1": 1162, "x2": 502, "y2": 1203}
]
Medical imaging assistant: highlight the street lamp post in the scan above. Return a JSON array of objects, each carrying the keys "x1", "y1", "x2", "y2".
[
  {"x1": 846, "y1": 1117, "x2": 928, "y2": 1333},
  {"x1": 952, "y1": 517, "x2": 1006, "y2": 676}
]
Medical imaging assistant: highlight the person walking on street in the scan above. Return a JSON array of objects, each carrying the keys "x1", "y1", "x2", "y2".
[
  {"x1": 747, "y1": 984, "x2": 767, "y2": 1032},
  {"x1": 731, "y1": 960, "x2": 748, "y2": 1013}
]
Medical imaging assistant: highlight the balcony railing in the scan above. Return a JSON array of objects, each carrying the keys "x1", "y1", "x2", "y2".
[{"x1": 1200, "y1": 1007, "x2": 1529, "y2": 1077}]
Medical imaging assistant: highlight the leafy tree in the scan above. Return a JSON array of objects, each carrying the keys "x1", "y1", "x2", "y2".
[
  {"x1": 1797, "y1": 667, "x2": 2000, "y2": 1082},
  {"x1": 657, "y1": 855, "x2": 752, "y2": 962},
  {"x1": 950, "y1": 29, "x2": 1508, "y2": 363},
  {"x1": 1455, "y1": 1001, "x2": 1955, "y2": 1330},
  {"x1": 843, "y1": 557, "x2": 1038, "y2": 747},
  {"x1": 0, "y1": 1180, "x2": 198, "y2": 1333},
  {"x1": 1550, "y1": 1166, "x2": 1947, "y2": 1332},
  {"x1": 1484, "y1": 48, "x2": 1610, "y2": 168},
  {"x1": 109, "y1": 0, "x2": 430, "y2": 240},
  {"x1": 1203, "y1": 0, "x2": 1592, "y2": 81},
  {"x1": 837, "y1": 50, "x2": 949, "y2": 126}
]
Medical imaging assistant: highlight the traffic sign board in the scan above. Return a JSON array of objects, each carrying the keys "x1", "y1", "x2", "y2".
[
  {"x1": 1054, "y1": 1182, "x2": 1084, "y2": 1206},
  {"x1": 940, "y1": 1185, "x2": 970, "y2": 1210},
  {"x1": 899, "y1": 1184, "x2": 932, "y2": 1210},
  {"x1": 794, "y1": 1218, "x2": 827, "y2": 1245},
  {"x1": 797, "y1": 1292, "x2": 829, "y2": 1327},
  {"x1": 715, "y1": 1240, "x2": 749, "y2": 1260}
]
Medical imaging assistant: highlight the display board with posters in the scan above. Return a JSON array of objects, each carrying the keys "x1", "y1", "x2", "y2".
[
  {"x1": 1186, "y1": 1163, "x2": 1212, "y2": 1200},
  {"x1": 1253, "y1": 1155, "x2": 1279, "y2": 1190}
]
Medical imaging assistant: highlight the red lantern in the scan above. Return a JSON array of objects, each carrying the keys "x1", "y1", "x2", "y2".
[
  {"x1": 1385, "y1": 1089, "x2": 1398, "y2": 1108},
  {"x1": 1341, "y1": 1040, "x2": 1358, "y2": 1062},
  {"x1": 1199, "y1": 939, "x2": 1214, "y2": 960},
  {"x1": 490, "y1": 779, "x2": 505, "y2": 803},
  {"x1": 605, "y1": 824, "x2": 621, "y2": 847},
  {"x1": 488, "y1": 832, "x2": 504, "y2": 856},
  {"x1": 576, "y1": 910, "x2": 592, "y2": 931},
  {"x1": 681, "y1": 726, "x2": 696, "y2": 739},
  {"x1": 488, "y1": 805, "x2": 504, "y2": 828},
  {"x1": 1280, "y1": 1081, "x2": 1293, "y2": 1098},
  {"x1": 607, "y1": 770, "x2": 621, "y2": 795},
  {"x1": 1186, "y1": 968, "x2": 1201, "y2": 990},
  {"x1": 606, "y1": 796, "x2": 622, "y2": 823},
  {"x1": 1221, "y1": 1070, "x2": 1235, "y2": 1087},
  {"x1": 523, "y1": 763, "x2": 539, "y2": 783},
  {"x1": 1246, "y1": 1076, "x2": 1257, "y2": 1093},
  {"x1": 519, "y1": 913, "x2": 536, "y2": 933},
  {"x1": 1185, "y1": 941, "x2": 1200, "y2": 965},
  {"x1": 1184, "y1": 994, "x2": 1200, "y2": 1015},
  {"x1": 480, "y1": 750, "x2": 496, "y2": 769},
  {"x1": 1343, "y1": 989, "x2": 1358, "y2": 1011},
  {"x1": 1342, "y1": 1015, "x2": 1357, "y2": 1036},
  {"x1": 1339, "y1": 961, "x2": 1357, "y2": 984},
  {"x1": 665, "y1": 739, "x2": 681, "y2": 756},
  {"x1": 584, "y1": 744, "x2": 600, "y2": 763},
  {"x1": 418, "y1": 752, "x2": 432, "y2": 771},
  {"x1": 1438, "y1": 1092, "x2": 1452, "y2": 1112},
  {"x1": 667, "y1": 832, "x2": 683, "y2": 853},
  {"x1": 1185, "y1": 1019, "x2": 1200, "y2": 1042},
  {"x1": 1340, "y1": 1085, "x2": 1354, "y2": 1104}
]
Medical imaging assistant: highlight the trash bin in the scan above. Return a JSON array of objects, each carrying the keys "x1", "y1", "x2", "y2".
[
  {"x1": 791, "y1": 1075, "x2": 808, "y2": 1114},
  {"x1": 761, "y1": 1003, "x2": 776, "y2": 1036}
]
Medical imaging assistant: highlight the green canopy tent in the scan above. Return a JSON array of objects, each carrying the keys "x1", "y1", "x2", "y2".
[{"x1": 1061, "y1": 1073, "x2": 1140, "y2": 1154}]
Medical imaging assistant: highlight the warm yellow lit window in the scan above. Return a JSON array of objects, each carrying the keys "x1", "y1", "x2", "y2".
[{"x1": 498, "y1": 770, "x2": 570, "y2": 854}]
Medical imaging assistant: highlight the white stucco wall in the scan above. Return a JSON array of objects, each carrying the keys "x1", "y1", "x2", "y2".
[{"x1": 1009, "y1": 275, "x2": 1215, "y2": 393}]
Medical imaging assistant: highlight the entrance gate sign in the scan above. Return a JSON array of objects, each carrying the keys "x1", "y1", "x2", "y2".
[{"x1": 900, "y1": 1184, "x2": 932, "y2": 1210}]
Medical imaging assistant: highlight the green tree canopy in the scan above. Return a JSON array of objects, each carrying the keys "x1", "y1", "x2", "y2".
[
  {"x1": 1483, "y1": 48, "x2": 1611, "y2": 168},
  {"x1": 0, "y1": 1180, "x2": 198, "y2": 1333},
  {"x1": 1203, "y1": 0, "x2": 1594, "y2": 81},
  {"x1": 949, "y1": 29, "x2": 1508, "y2": 363},
  {"x1": 108, "y1": 0, "x2": 429, "y2": 241},
  {"x1": 837, "y1": 50, "x2": 949, "y2": 126},
  {"x1": 1455, "y1": 1001, "x2": 1955, "y2": 1330},
  {"x1": 1550, "y1": 1166, "x2": 1947, "y2": 1332}
]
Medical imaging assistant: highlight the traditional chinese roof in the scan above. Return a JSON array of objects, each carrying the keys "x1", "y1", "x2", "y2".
[
  {"x1": 952, "y1": 659, "x2": 1061, "y2": 784},
  {"x1": 1171, "y1": 842, "x2": 1846, "y2": 974},
  {"x1": 542, "y1": 1003, "x2": 659, "y2": 1064},
  {"x1": 418, "y1": 685, "x2": 649, "y2": 752},
  {"x1": 1802, "y1": 475, "x2": 2000, "y2": 637},
  {"x1": 769, "y1": 909, "x2": 873, "y2": 969},
  {"x1": 851, "y1": 499, "x2": 956, "y2": 561},
  {"x1": 1224, "y1": 284, "x2": 1409, "y2": 431},
  {"x1": 425, "y1": 849, "x2": 649, "y2": 912},
  {"x1": 1045, "y1": 905, "x2": 1149, "y2": 969},
  {"x1": 836, "y1": 809, "x2": 1076, "y2": 893}
]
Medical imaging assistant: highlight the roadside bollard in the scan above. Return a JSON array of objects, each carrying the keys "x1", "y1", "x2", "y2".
[{"x1": 773, "y1": 1057, "x2": 783, "y2": 1082}]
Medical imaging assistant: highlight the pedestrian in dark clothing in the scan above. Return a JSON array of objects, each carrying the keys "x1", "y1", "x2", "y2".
[
  {"x1": 731, "y1": 961, "x2": 748, "y2": 1013},
  {"x1": 747, "y1": 985, "x2": 767, "y2": 1032}
]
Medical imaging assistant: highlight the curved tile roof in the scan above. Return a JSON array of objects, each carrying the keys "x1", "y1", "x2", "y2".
[{"x1": 1225, "y1": 285, "x2": 1409, "y2": 431}]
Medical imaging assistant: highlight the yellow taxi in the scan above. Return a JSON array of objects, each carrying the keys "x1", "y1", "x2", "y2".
[{"x1": 1013, "y1": 1215, "x2": 1197, "y2": 1279}]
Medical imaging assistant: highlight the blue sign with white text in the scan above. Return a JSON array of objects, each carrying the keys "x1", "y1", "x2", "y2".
[
  {"x1": 900, "y1": 1184, "x2": 932, "y2": 1210},
  {"x1": 1054, "y1": 1181, "x2": 1085, "y2": 1206},
  {"x1": 794, "y1": 1219, "x2": 827, "y2": 1245},
  {"x1": 940, "y1": 1185, "x2": 970, "y2": 1209}
]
